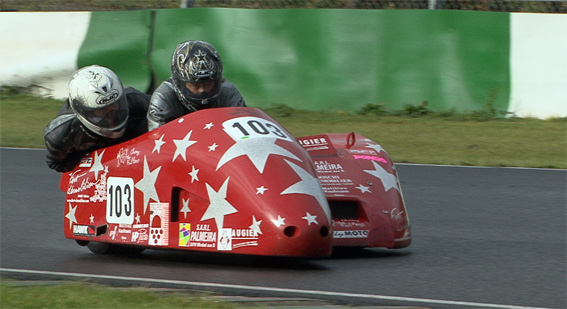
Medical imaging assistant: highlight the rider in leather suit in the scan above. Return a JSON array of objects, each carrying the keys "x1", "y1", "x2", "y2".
[
  {"x1": 147, "y1": 40, "x2": 246, "y2": 131},
  {"x1": 44, "y1": 65, "x2": 150, "y2": 172}
]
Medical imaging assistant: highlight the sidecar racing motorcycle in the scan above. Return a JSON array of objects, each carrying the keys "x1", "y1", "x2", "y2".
[{"x1": 61, "y1": 107, "x2": 411, "y2": 257}]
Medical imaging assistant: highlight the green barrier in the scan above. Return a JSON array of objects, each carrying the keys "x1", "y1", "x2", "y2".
[
  {"x1": 77, "y1": 10, "x2": 153, "y2": 92},
  {"x1": 151, "y1": 8, "x2": 510, "y2": 113},
  {"x1": 78, "y1": 8, "x2": 510, "y2": 113}
]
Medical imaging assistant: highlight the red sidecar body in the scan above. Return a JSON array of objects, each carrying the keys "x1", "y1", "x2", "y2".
[{"x1": 61, "y1": 107, "x2": 410, "y2": 257}]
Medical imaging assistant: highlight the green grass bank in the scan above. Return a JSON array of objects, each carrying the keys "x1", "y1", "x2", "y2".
[{"x1": 1, "y1": 92, "x2": 565, "y2": 169}]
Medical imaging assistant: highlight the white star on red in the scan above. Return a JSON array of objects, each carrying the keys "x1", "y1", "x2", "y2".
[
  {"x1": 364, "y1": 161, "x2": 399, "y2": 191},
  {"x1": 302, "y1": 212, "x2": 318, "y2": 225},
  {"x1": 281, "y1": 160, "x2": 331, "y2": 222},
  {"x1": 181, "y1": 198, "x2": 191, "y2": 219},
  {"x1": 153, "y1": 134, "x2": 166, "y2": 153},
  {"x1": 135, "y1": 156, "x2": 161, "y2": 214},
  {"x1": 66, "y1": 203, "x2": 77, "y2": 229},
  {"x1": 201, "y1": 177, "x2": 238, "y2": 229},
  {"x1": 173, "y1": 131, "x2": 197, "y2": 162},
  {"x1": 217, "y1": 137, "x2": 301, "y2": 174},
  {"x1": 273, "y1": 215, "x2": 286, "y2": 227},
  {"x1": 188, "y1": 165, "x2": 199, "y2": 183},
  {"x1": 249, "y1": 216, "x2": 263, "y2": 235},
  {"x1": 208, "y1": 143, "x2": 218, "y2": 152},
  {"x1": 365, "y1": 143, "x2": 385, "y2": 154},
  {"x1": 256, "y1": 186, "x2": 268, "y2": 195},
  {"x1": 355, "y1": 184, "x2": 371, "y2": 193},
  {"x1": 89, "y1": 150, "x2": 105, "y2": 180}
]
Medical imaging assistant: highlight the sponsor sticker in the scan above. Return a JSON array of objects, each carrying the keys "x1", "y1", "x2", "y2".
[
  {"x1": 217, "y1": 228, "x2": 233, "y2": 251},
  {"x1": 149, "y1": 203, "x2": 169, "y2": 246},
  {"x1": 79, "y1": 157, "x2": 93, "y2": 168},
  {"x1": 73, "y1": 225, "x2": 96, "y2": 237},
  {"x1": 333, "y1": 230, "x2": 369, "y2": 238},
  {"x1": 179, "y1": 223, "x2": 191, "y2": 246}
]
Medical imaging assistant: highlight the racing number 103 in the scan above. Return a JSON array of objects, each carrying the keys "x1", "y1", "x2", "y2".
[
  {"x1": 232, "y1": 119, "x2": 287, "y2": 139},
  {"x1": 106, "y1": 177, "x2": 135, "y2": 224}
]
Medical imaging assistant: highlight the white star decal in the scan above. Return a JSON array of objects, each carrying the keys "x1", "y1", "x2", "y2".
[
  {"x1": 273, "y1": 215, "x2": 286, "y2": 227},
  {"x1": 201, "y1": 177, "x2": 238, "y2": 229},
  {"x1": 204, "y1": 122, "x2": 214, "y2": 129},
  {"x1": 173, "y1": 131, "x2": 197, "y2": 162},
  {"x1": 302, "y1": 212, "x2": 318, "y2": 225},
  {"x1": 281, "y1": 160, "x2": 331, "y2": 221},
  {"x1": 256, "y1": 186, "x2": 268, "y2": 195},
  {"x1": 135, "y1": 213, "x2": 141, "y2": 224},
  {"x1": 135, "y1": 156, "x2": 161, "y2": 214},
  {"x1": 217, "y1": 136, "x2": 301, "y2": 174},
  {"x1": 188, "y1": 165, "x2": 199, "y2": 183},
  {"x1": 153, "y1": 134, "x2": 166, "y2": 153},
  {"x1": 181, "y1": 198, "x2": 191, "y2": 219},
  {"x1": 89, "y1": 214, "x2": 95, "y2": 223},
  {"x1": 249, "y1": 215, "x2": 263, "y2": 235},
  {"x1": 89, "y1": 150, "x2": 105, "y2": 180},
  {"x1": 65, "y1": 203, "x2": 77, "y2": 229},
  {"x1": 366, "y1": 143, "x2": 385, "y2": 154},
  {"x1": 364, "y1": 161, "x2": 399, "y2": 192},
  {"x1": 356, "y1": 184, "x2": 371, "y2": 193},
  {"x1": 208, "y1": 143, "x2": 218, "y2": 152}
]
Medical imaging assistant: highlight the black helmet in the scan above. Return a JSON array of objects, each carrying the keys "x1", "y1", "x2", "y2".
[
  {"x1": 68, "y1": 65, "x2": 129, "y2": 139},
  {"x1": 171, "y1": 40, "x2": 224, "y2": 110}
]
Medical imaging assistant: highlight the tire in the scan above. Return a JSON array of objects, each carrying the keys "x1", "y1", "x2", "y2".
[
  {"x1": 115, "y1": 245, "x2": 145, "y2": 255},
  {"x1": 86, "y1": 242, "x2": 145, "y2": 255},
  {"x1": 86, "y1": 241, "x2": 113, "y2": 254}
]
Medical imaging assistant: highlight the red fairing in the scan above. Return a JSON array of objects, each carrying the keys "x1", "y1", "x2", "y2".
[
  {"x1": 298, "y1": 133, "x2": 412, "y2": 249},
  {"x1": 62, "y1": 107, "x2": 332, "y2": 257}
]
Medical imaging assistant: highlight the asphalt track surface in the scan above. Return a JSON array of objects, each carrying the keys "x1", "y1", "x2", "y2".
[{"x1": 1, "y1": 148, "x2": 565, "y2": 309}]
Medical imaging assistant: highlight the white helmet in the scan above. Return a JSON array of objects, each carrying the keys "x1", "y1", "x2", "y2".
[{"x1": 68, "y1": 65, "x2": 129, "y2": 139}]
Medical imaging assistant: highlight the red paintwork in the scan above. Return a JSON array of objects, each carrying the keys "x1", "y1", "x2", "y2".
[
  {"x1": 61, "y1": 107, "x2": 410, "y2": 257},
  {"x1": 298, "y1": 133, "x2": 411, "y2": 249}
]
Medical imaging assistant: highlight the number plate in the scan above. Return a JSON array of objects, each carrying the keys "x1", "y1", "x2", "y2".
[
  {"x1": 106, "y1": 177, "x2": 135, "y2": 224},
  {"x1": 223, "y1": 117, "x2": 292, "y2": 142}
]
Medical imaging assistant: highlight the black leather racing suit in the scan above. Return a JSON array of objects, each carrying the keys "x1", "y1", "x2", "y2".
[
  {"x1": 44, "y1": 87, "x2": 150, "y2": 172},
  {"x1": 147, "y1": 78, "x2": 246, "y2": 131}
]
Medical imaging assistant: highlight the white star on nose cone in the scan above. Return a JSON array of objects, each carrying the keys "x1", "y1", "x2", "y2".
[
  {"x1": 281, "y1": 160, "x2": 331, "y2": 222},
  {"x1": 273, "y1": 215, "x2": 286, "y2": 227},
  {"x1": 173, "y1": 131, "x2": 197, "y2": 162},
  {"x1": 65, "y1": 203, "x2": 77, "y2": 229},
  {"x1": 364, "y1": 161, "x2": 399, "y2": 191},
  {"x1": 302, "y1": 212, "x2": 318, "y2": 225},
  {"x1": 217, "y1": 136, "x2": 301, "y2": 174},
  {"x1": 201, "y1": 177, "x2": 238, "y2": 229},
  {"x1": 249, "y1": 215, "x2": 263, "y2": 235},
  {"x1": 89, "y1": 150, "x2": 105, "y2": 180},
  {"x1": 135, "y1": 156, "x2": 161, "y2": 214}
]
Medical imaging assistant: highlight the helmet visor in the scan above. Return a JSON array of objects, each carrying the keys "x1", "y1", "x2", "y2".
[{"x1": 74, "y1": 94, "x2": 129, "y2": 130}]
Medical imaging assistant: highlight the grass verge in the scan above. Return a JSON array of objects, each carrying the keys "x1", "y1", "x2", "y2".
[
  {"x1": 1, "y1": 92, "x2": 565, "y2": 169},
  {"x1": 0, "y1": 279, "x2": 237, "y2": 308}
]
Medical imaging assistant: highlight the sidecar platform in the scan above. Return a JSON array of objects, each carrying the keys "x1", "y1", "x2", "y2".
[{"x1": 298, "y1": 133, "x2": 411, "y2": 249}]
